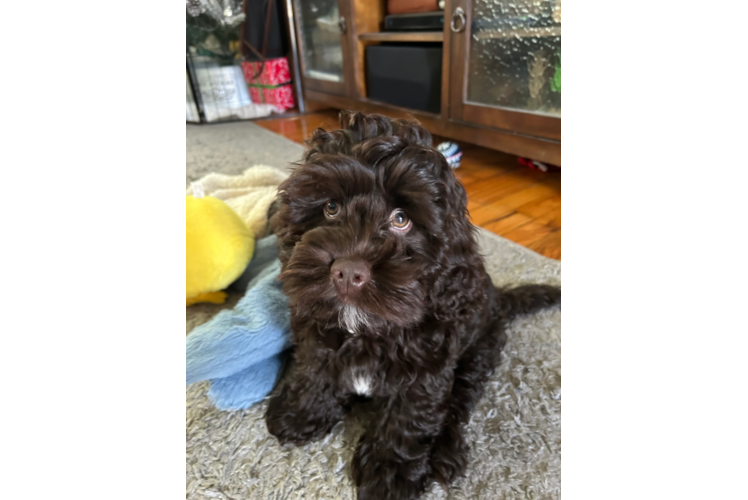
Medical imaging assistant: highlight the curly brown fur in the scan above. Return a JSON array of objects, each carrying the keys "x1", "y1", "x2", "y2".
[{"x1": 265, "y1": 111, "x2": 560, "y2": 500}]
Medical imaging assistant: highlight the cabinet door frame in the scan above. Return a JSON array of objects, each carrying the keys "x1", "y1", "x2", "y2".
[
  {"x1": 292, "y1": 0, "x2": 349, "y2": 97},
  {"x1": 448, "y1": 0, "x2": 561, "y2": 141}
]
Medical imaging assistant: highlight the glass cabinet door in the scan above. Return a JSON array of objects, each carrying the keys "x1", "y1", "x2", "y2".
[
  {"x1": 449, "y1": 0, "x2": 560, "y2": 140},
  {"x1": 293, "y1": 0, "x2": 347, "y2": 94}
]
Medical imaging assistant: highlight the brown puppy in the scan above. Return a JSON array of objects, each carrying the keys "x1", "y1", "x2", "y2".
[{"x1": 266, "y1": 111, "x2": 560, "y2": 500}]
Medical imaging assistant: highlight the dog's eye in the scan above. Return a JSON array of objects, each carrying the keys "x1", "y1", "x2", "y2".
[
  {"x1": 324, "y1": 200, "x2": 340, "y2": 218},
  {"x1": 391, "y1": 209, "x2": 411, "y2": 231}
]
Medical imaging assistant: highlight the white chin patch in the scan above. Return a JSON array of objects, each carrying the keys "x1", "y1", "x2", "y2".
[
  {"x1": 340, "y1": 304, "x2": 367, "y2": 334},
  {"x1": 352, "y1": 373, "x2": 373, "y2": 397}
]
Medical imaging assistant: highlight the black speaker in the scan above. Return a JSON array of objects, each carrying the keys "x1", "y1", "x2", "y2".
[
  {"x1": 366, "y1": 44, "x2": 442, "y2": 114},
  {"x1": 384, "y1": 12, "x2": 444, "y2": 31}
]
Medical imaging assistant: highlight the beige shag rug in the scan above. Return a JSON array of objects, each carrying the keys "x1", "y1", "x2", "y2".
[{"x1": 186, "y1": 122, "x2": 561, "y2": 500}]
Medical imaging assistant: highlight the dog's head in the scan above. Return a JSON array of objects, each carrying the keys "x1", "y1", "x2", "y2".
[{"x1": 275, "y1": 111, "x2": 477, "y2": 335}]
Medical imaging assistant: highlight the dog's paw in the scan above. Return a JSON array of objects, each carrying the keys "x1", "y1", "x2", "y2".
[
  {"x1": 356, "y1": 476, "x2": 426, "y2": 500},
  {"x1": 429, "y1": 424, "x2": 469, "y2": 487},
  {"x1": 265, "y1": 390, "x2": 339, "y2": 445},
  {"x1": 353, "y1": 438, "x2": 429, "y2": 500}
]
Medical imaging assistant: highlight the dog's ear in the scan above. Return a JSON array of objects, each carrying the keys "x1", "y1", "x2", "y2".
[
  {"x1": 439, "y1": 155, "x2": 475, "y2": 248},
  {"x1": 428, "y1": 156, "x2": 483, "y2": 322},
  {"x1": 273, "y1": 175, "x2": 308, "y2": 267}
]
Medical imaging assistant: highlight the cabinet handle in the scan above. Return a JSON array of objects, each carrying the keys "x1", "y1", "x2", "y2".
[
  {"x1": 451, "y1": 7, "x2": 466, "y2": 33},
  {"x1": 338, "y1": 16, "x2": 347, "y2": 34}
]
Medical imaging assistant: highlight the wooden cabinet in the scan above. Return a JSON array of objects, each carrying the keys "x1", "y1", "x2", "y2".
[
  {"x1": 290, "y1": 0, "x2": 561, "y2": 165},
  {"x1": 290, "y1": 0, "x2": 349, "y2": 96},
  {"x1": 448, "y1": 0, "x2": 561, "y2": 141}
]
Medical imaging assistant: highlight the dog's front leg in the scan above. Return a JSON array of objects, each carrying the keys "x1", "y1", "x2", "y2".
[
  {"x1": 352, "y1": 374, "x2": 451, "y2": 500},
  {"x1": 265, "y1": 337, "x2": 350, "y2": 445}
]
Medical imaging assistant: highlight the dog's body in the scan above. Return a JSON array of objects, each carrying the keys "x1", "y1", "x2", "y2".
[{"x1": 266, "y1": 112, "x2": 560, "y2": 500}]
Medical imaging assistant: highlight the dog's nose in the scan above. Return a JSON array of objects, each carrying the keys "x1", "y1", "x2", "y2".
[{"x1": 331, "y1": 257, "x2": 371, "y2": 300}]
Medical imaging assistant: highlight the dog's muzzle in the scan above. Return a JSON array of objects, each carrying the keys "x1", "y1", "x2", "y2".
[{"x1": 330, "y1": 257, "x2": 371, "y2": 304}]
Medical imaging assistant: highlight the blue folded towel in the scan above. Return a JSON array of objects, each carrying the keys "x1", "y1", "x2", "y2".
[{"x1": 186, "y1": 235, "x2": 293, "y2": 410}]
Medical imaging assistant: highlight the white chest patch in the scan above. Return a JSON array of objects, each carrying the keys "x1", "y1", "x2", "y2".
[{"x1": 352, "y1": 372, "x2": 373, "y2": 397}]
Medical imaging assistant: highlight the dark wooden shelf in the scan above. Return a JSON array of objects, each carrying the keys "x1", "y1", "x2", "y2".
[
  {"x1": 291, "y1": 0, "x2": 561, "y2": 165},
  {"x1": 358, "y1": 31, "x2": 443, "y2": 42}
]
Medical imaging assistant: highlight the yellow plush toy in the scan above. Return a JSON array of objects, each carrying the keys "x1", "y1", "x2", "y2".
[{"x1": 186, "y1": 195, "x2": 254, "y2": 306}]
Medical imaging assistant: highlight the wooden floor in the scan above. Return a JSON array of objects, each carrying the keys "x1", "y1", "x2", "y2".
[{"x1": 255, "y1": 110, "x2": 561, "y2": 260}]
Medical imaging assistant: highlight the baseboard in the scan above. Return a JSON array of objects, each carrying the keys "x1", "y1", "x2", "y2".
[{"x1": 561, "y1": 419, "x2": 748, "y2": 500}]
